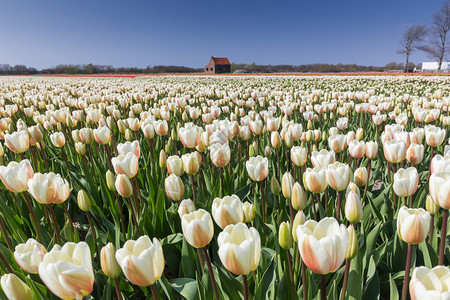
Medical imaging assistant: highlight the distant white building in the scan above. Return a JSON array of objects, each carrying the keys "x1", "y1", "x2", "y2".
[{"x1": 422, "y1": 62, "x2": 450, "y2": 72}]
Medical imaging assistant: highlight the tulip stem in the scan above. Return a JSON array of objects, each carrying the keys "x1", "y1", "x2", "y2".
[
  {"x1": 340, "y1": 259, "x2": 351, "y2": 300},
  {"x1": 336, "y1": 191, "x2": 341, "y2": 221},
  {"x1": 22, "y1": 192, "x2": 42, "y2": 243},
  {"x1": 115, "y1": 193, "x2": 127, "y2": 236},
  {"x1": 320, "y1": 275, "x2": 327, "y2": 300},
  {"x1": 0, "y1": 216, "x2": 12, "y2": 251},
  {"x1": 38, "y1": 143, "x2": 50, "y2": 172},
  {"x1": 86, "y1": 212, "x2": 99, "y2": 260},
  {"x1": 113, "y1": 278, "x2": 123, "y2": 300},
  {"x1": 62, "y1": 203, "x2": 77, "y2": 240},
  {"x1": 401, "y1": 244, "x2": 413, "y2": 300},
  {"x1": 220, "y1": 168, "x2": 225, "y2": 197},
  {"x1": 0, "y1": 250, "x2": 13, "y2": 273},
  {"x1": 150, "y1": 284, "x2": 159, "y2": 300},
  {"x1": 286, "y1": 250, "x2": 296, "y2": 300},
  {"x1": 259, "y1": 182, "x2": 267, "y2": 239},
  {"x1": 427, "y1": 147, "x2": 435, "y2": 182},
  {"x1": 242, "y1": 274, "x2": 249, "y2": 300},
  {"x1": 196, "y1": 248, "x2": 204, "y2": 273},
  {"x1": 126, "y1": 197, "x2": 141, "y2": 236},
  {"x1": 191, "y1": 175, "x2": 196, "y2": 202},
  {"x1": 429, "y1": 215, "x2": 434, "y2": 245},
  {"x1": 105, "y1": 144, "x2": 113, "y2": 171},
  {"x1": 202, "y1": 247, "x2": 220, "y2": 300},
  {"x1": 301, "y1": 259, "x2": 307, "y2": 300},
  {"x1": 439, "y1": 209, "x2": 448, "y2": 265},
  {"x1": 362, "y1": 160, "x2": 371, "y2": 203},
  {"x1": 48, "y1": 204, "x2": 62, "y2": 245}
]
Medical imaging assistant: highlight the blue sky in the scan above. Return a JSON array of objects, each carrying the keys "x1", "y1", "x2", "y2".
[{"x1": 0, "y1": 0, "x2": 445, "y2": 69}]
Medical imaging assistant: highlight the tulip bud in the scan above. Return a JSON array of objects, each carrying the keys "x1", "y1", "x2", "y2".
[
  {"x1": 291, "y1": 182, "x2": 307, "y2": 211},
  {"x1": 264, "y1": 146, "x2": 271, "y2": 158},
  {"x1": 115, "y1": 174, "x2": 133, "y2": 198},
  {"x1": 77, "y1": 190, "x2": 91, "y2": 212},
  {"x1": 101, "y1": 243, "x2": 121, "y2": 278},
  {"x1": 426, "y1": 194, "x2": 439, "y2": 215},
  {"x1": 307, "y1": 120, "x2": 312, "y2": 130},
  {"x1": 354, "y1": 167, "x2": 368, "y2": 187},
  {"x1": 345, "y1": 191, "x2": 363, "y2": 224},
  {"x1": 292, "y1": 210, "x2": 306, "y2": 242},
  {"x1": 106, "y1": 170, "x2": 116, "y2": 192},
  {"x1": 356, "y1": 128, "x2": 364, "y2": 141},
  {"x1": 282, "y1": 172, "x2": 294, "y2": 199},
  {"x1": 271, "y1": 175, "x2": 281, "y2": 195},
  {"x1": 75, "y1": 142, "x2": 86, "y2": 156},
  {"x1": 159, "y1": 150, "x2": 167, "y2": 169},
  {"x1": 125, "y1": 128, "x2": 133, "y2": 141},
  {"x1": 242, "y1": 202, "x2": 255, "y2": 222},
  {"x1": 165, "y1": 174, "x2": 185, "y2": 201},
  {"x1": 249, "y1": 143, "x2": 257, "y2": 157},
  {"x1": 165, "y1": 138, "x2": 173, "y2": 153},
  {"x1": 284, "y1": 132, "x2": 294, "y2": 148},
  {"x1": 322, "y1": 131, "x2": 327, "y2": 142},
  {"x1": 345, "y1": 225, "x2": 358, "y2": 260},
  {"x1": 178, "y1": 199, "x2": 196, "y2": 218},
  {"x1": 0, "y1": 273, "x2": 33, "y2": 300},
  {"x1": 279, "y1": 221, "x2": 293, "y2": 250},
  {"x1": 271, "y1": 131, "x2": 282, "y2": 149}
]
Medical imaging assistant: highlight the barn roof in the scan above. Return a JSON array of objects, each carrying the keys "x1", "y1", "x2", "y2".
[{"x1": 212, "y1": 57, "x2": 230, "y2": 65}]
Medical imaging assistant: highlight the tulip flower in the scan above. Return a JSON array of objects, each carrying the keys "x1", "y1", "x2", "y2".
[
  {"x1": 246, "y1": 155, "x2": 269, "y2": 182},
  {"x1": 291, "y1": 146, "x2": 307, "y2": 167},
  {"x1": 348, "y1": 139, "x2": 365, "y2": 159},
  {"x1": 116, "y1": 236, "x2": 164, "y2": 288},
  {"x1": 0, "y1": 159, "x2": 34, "y2": 193},
  {"x1": 345, "y1": 191, "x2": 363, "y2": 224},
  {"x1": 112, "y1": 152, "x2": 139, "y2": 179},
  {"x1": 430, "y1": 154, "x2": 450, "y2": 174},
  {"x1": 179, "y1": 123, "x2": 201, "y2": 148},
  {"x1": 117, "y1": 140, "x2": 140, "y2": 158},
  {"x1": 397, "y1": 206, "x2": 430, "y2": 245},
  {"x1": 50, "y1": 132, "x2": 66, "y2": 148},
  {"x1": 311, "y1": 149, "x2": 335, "y2": 168},
  {"x1": 165, "y1": 174, "x2": 185, "y2": 201},
  {"x1": 166, "y1": 155, "x2": 184, "y2": 176},
  {"x1": 242, "y1": 202, "x2": 255, "y2": 223},
  {"x1": 28, "y1": 172, "x2": 70, "y2": 204},
  {"x1": 393, "y1": 167, "x2": 419, "y2": 199},
  {"x1": 0, "y1": 274, "x2": 33, "y2": 300},
  {"x1": 328, "y1": 134, "x2": 346, "y2": 153},
  {"x1": 383, "y1": 140, "x2": 406, "y2": 164},
  {"x1": 182, "y1": 209, "x2": 214, "y2": 248},
  {"x1": 291, "y1": 182, "x2": 307, "y2": 211},
  {"x1": 326, "y1": 162, "x2": 351, "y2": 191},
  {"x1": 365, "y1": 141, "x2": 378, "y2": 159},
  {"x1": 4, "y1": 130, "x2": 29, "y2": 153},
  {"x1": 14, "y1": 238, "x2": 47, "y2": 274},
  {"x1": 115, "y1": 174, "x2": 133, "y2": 198},
  {"x1": 181, "y1": 152, "x2": 200, "y2": 175},
  {"x1": 406, "y1": 143, "x2": 425, "y2": 165},
  {"x1": 101, "y1": 243, "x2": 121, "y2": 279},
  {"x1": 212, "y1": 194, "x2": 244, "y2": 229},
  {"x1": 409, "y1": 266, "x2": 450, "y2": 299},
  {"x1": 282, "y1": 172, "x2": 295, "y2": 199},
  {"x1": 429, "y1": 171, "x2": 450, "y2": 209},
  {"x1": 425, "y1": 125, "x2": 446, "y2": 147},
  {"x1": 354, "y1": 167, "x2": 368, "y2": 187},
  {"x1": 303, "y1": 167, "x2": 327, "y2": 194},
  {"x1": 39, "y1": 242, "x2": 94, "y2": 299},
  {"x1": 209, "y1": 143, "x2": 231, "y2": 167}
]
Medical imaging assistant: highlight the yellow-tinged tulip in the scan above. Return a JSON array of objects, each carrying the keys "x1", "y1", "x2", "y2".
[
  {"x1": 0, "y1": 273, "x2": 33, "y2": 300},
  {"x1": 159, "y1": 150, "x2": 167, "y2": 169},
  {"x1": 354, "y1": 167, "x2": 368, "y2": 187},
  {"x1": 209, "y1": 143, "x2": 231, "y2": 167},
  {"x1": 14, "y1": 238, "x2": 46, "y2": 274},
  {"x1": 328, "y1": 134, "x2": 346, "y2": 153},
  {"x1": 365, "y1": 141, "x2": 378, "y2": 159},
  {"x1": 348, "y1": 139, "x2": 365, "y2": 159},
  {"x1": 39, "y1": 242, "x2": 94, "y2": 299},
  {"x1": 4, "y1": 130, "x2": 29, "y2": 154},
  {"x1": 291, "y1": 182, "x2": 307, "y2": 211},
  {"x1": 406, "y1": 143, "x2": 425, "y2": 165},
  {"x1": 429, "y1": 171, "x2": 450, "y2": 209},
  {"x1": 425, "y1": 125, "x2": 446, "y2": 147},
  {"x1": 345, "y1": 225, "x2": 358, "y2": 260},
  {"x1": 77, "y1": 190, "x2": 91, "y2": 212},
  {"x1": 106, "y1": 170, "x2": 116, "y2": 192},
  {"x1": 326, "y1": 162, "x2": 351, "y2": 191},
  {"x1": 167, "y1": 155, "x2": 184, "y2": 176},
  {"x1": 112, "y1": 152, "x2": 139, "y2": 179},
  {"x1": 101, "y1": 243, "x2": 121, "y2": 279},
  {"x1": 282, "y1": 172, "x2": 295, "y2": 199},
  {"x1": 182, "y1": 209, "x2": 214, "y2": 248},
  {"x1": 28, "y1": 172, "x2": 70, "y2": 204},
  {"x1": 246, "y1": 155, "x2": 269, "y2": 182},
  {"x1": 304, "y1": 167, "x2": 327, "y2": 194},
  {"x1": 179, "y1": 123, "x2": 201, "y2": 148},
  {"x1": 164, "y1": 174, "x2": 184, "y2": 201},
  {"x1": 393, "y1": 167, "x2": 419, "y2": 198},
  {"x1": 271, "y1": 131, "x2": 282, "y2": 149},
  {"x1": 291, "y1": 146, "x2": 308, "y2": 167},
  {"x1": 181, "y1": 152, "x2": 200, "y2": 175},
  {"x1": 75, "y1": 142, "x2": 86, "y2": 156},
  {"x1": 79, "y1": 127, "x2": 94, "y2": 144},
  {"x1": 292, "y1": 210, "x2": 306, "y2": 242},
  {"x1": 117, "y1": 140, "x2": 140, "y2": 158},
  {"x1": 383, "y1": 140, "x2": 406, "y2": 164},
  {"x1": 50, "y1": 132, "x2": 66, "y2": 148},
  {"x1": 345, "y1": 191, "x2": 363, "y2": 223},
  {"x1": 426, "y1": 195, "x2": 439, "y2": 215},
  {"x1": 218, "y1": 223, "x2": 261, "y2": 275},
  {"x1": 296, "y1": 217, "x2": 348, "y2": 275},
  {"x1": 178, "y1": 198, "x2": 196, "y2": 218},
  {"x1": 311, "y1": 149, "x2": 335, "y2": 168},
  {"x1": 271, "y1": 175, "x2": 281, "y2": 195},
  {"x1": 115, "y1": 236, "x2": 164, "y2": 286},
  {"x1": 397, "y1": 206, "x2": 430, "y2": 244},
  {"x1": 242, "y1": 202, "x2": 255, "y2": 222},
  {"x1": 212, "y1": 194, "x2": 244, "y2": 229},
  {"x1": 279, "y1": 221, "x2": 294, "y2": 250},
  {"x1": 28, "y1": 125, "x2": 43, "y2": 143},
  {"x1": 0, "y1": 159, "x2": 34, "y2": 193},
  {"x1": 115, "y1": 174, "x2": 133, "y2": 198},
  {"x1": 409, "y1": 266, "x2": 450, "y2": 299}
]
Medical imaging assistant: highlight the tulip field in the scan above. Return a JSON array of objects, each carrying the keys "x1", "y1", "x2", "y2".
[{"x1": 0, "y1": 74, "x2": 450, "y2": 300}]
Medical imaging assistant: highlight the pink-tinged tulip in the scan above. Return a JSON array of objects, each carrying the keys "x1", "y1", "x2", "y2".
[
  {"x1": 348, "y1": 139, "x2": 366, "y2": 159},
  {"x1": 429, "y1": 171, "x2": 450, "y2": 209},
  {"x1": 142, "y1": 123, "x2": 155, "y2": 139},
  {"x1": 267, "y1": 117, "x2": 280, "y2": 132},
  {"x1": 28, "y1": 125, "x2": 43, "y2": 143},
  {"x1": 296, "y1": 217, "x2": 348, "y2": 275},
  {"x1": 246, "y1": 155, "x2": 269, "y2": 182},
  {"x1": 393, "y1": 167, "x2": 419, "y2": 198},
  {"x1": 282, "y1": 172, "x2": 295, "y2": 199},
  {"x1": 217, "y1": 223, "x2": 261, "y2": 275},
  {"x1": 383, "y1": 140, "x2": 406, "y2": 164},
  {"x1": 397, "y1": 206, "x2": 430, "y2": 244},
  {"x1": 430, "y1": 154, "x2": 450, "y2": 174},
  {"x1": 0, "y1": 159, "x2": 34, "y2": 193},
  {"x1": 413, "y1": 108, "x2": 427, "y2": 122},
  {"x1": 346, "y1": 182, "x2": 361, "y2": 198},
  {"x1": 394, "y1": 131, "x2": 411, "y2": 149},
  {"x1": 288, "y1": 123, "x2": 303, "y2": 141},
  {"x1": 271, "y1": 131, "x2": 282, "y2": 149},
  {"x1": 50, "y1": 132, "x2": 66, "y2": 148},
  {"x1": 181, "y1": 152, "x2": 200, "y2": 175},
  {"x1": 182, "y1": 209, "x2": 214, "y2": 248},
  {"x1": 242, "y1": 202, "x2": 255, "y2": 222},
  {"x1": 425, "y1": 125, "x2": 446, "y2": 147},
  {"x1": 115, "y1": 174, "x2": 133, "y2": 198},
  {"x1": 345, "y1": 191, "x2": 363, "y2": 223},
  {"x1": 406, "y1": 143, "x2": 425, "y2": 165},
  {"x1": 166, "y1": 155, "x2": 184, "y2": 177},
  {"x1": 250, "y1": 119, "x2": 263, "y2": 135},
  {"x1": 304, "y1": 167, "x2": 328, "y2": 194},
  {"x1": 39, "y1": 242, "x2": 94, "y2": 299},
  {"x1": 28, "y1": 172, "x2": 70, "y2": 204},
  {"x1": 101, "y1": 243, "x2": 121, "y2": 279},
  {"x1": 1, "y1": 274, "x2": 33, "y2": 300},
  {"x1": 291, "y1": 146, "x2": 308, "y2": 167},
  {"x1": 337, "y1": 117, "x2": 348, "y2": 130},
  {"x1": 326, "y1": 162, "x2": 351, "y2": 191},
  {"x1": 365, "y1": 141, "x2": 379, "y2": 159},
  {"x1": 311, "y1": 149, "x2": 336, "y2": 168},
  {"x1": 117, "y1": 140, "x2": 140, "y2": 158},
  {"x1": 165, "y1": 174, "x2": 184, "y2": 201},
  {"x1": 115, "y1": 236, "x2": 164, "y2": 287},
  {"x1": 209, "y1": 143, "x2": 231, "y2": 167},
  {"x1": 240, "y1": 125, "x2": 252, "y2": 141},
  {"x1": 79, "y1": 128, "x2": 94, "y2": 144},
  {"x1": 409, "y1": 266, "x2": 450, "y2": 299},
  {"x1": 154, "y1": 120, "x2": 169, "y2": 136},
  {"x1": 328, "y1": 134, "x2": 346, "y2": 153},
  {"x1": 411, "y1": 127, "x2": 425, "y2": 144},
  {"x1": 112, "y1": 152, "x2": 139, "y2": 179},
  {"x1": 179, "y1": 123, "x2": 201, "y2": 148},
  {"x1": 5, "y1": 130, "x2": 29, "y2": 153},
  {"x1": 178, "y1": 198, "x2": 196, "y2": 218},
  {"x1": 94, "y1": 126, "x2": 112, "y2": 145},
  {"x1": 14, "y1": 238, "x2": 47, "y2": 274},
  {"x1": 212, "y1": 195, "x2": 244, "y2": 229}
]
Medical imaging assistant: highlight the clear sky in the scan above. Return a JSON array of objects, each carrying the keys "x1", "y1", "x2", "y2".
[{"x1": 0, "y1": 0, "x2": 445, "y2": 69}]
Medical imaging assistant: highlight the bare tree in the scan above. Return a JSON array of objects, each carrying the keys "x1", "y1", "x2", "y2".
[
  {"x1": 397, "y1": 25, "x2": 427, "y2": 71},
  {"x1": 421, "y1": 0, "x2": 450, "y2": 70}
]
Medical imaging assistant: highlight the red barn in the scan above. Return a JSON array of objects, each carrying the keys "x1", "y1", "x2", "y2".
[{"x1": 204, "y1": 57, "x2": 231, "y2": 74}]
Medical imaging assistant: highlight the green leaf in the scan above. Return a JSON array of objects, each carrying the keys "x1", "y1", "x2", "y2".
[
  {"x1": 389, "y1": 273, "x2": 399, "y2": 300},
  {"x1": 170, "y1": 278, "x2": 199, "y2": 300}
]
